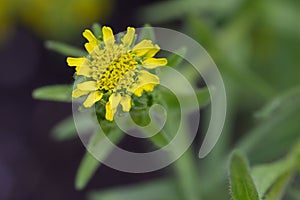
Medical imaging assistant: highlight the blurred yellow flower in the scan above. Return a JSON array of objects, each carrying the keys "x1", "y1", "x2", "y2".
[
  {"x1": 19, "y1": 0, "x2": 112, "y2": 40},
  {"x1": 67, "y1": 26, "x2": 167, "y2": 121},
  {"x1": 0, "y1": 0, "x2": 15, "y2": 44}
]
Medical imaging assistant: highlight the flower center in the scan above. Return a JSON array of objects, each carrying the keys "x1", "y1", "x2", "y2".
[{"x1": 89, "y1": 45, "x2": 138, "y2": 92}]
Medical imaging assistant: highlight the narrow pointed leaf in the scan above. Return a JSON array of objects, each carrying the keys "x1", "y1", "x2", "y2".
[
  {"x1": 251, "y1": 158, "x2": 294, "y2": 198},
  {"x1": 51, "y1": 113, "x2": 96, "y2": 141},
  {"x1": 167, "y1": 47, "x2": 187, "y2": 68},
  {"x1": 88, "y1": 179, "x2": 180, "y2": 200},
  {"x1": 45, "y1": 41, "x2": 87, "y2": 57},
  {"x1": 265, "y1": 172, "x2": 293, "y2": 200},
  {"x1": 75, "y1": 129, "x2": 124, "y2": 190},
  {"x1": 139, "y1": 24, "x2": 155, "y2": 41},
  {"x1": 32, "y1": 84, "x2": 72, "y2": 102},
  {"x1": 92, "y1": 23, "x2": 102, "y2": 39},
  {"x1": 229, "y1": 151, "x2": 259, "y2": 200}
]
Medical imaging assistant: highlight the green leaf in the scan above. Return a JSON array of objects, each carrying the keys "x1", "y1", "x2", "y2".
[
  {"x1": 265, "y1": 172, "x2": 293, "y2": 200},
  {"x1": 229, "y1": 151, "x2": 259, "y2": 200},
  {"x1": 148, "y1": 87, "x2": 210, "y2": 148},
  {"x1": 139, "y1": 24, "x2": 155, "y2": 41},
  {"x1": 75, "y1": 151, "x2": 100, "y2": 190},
  {"x1": 174, "y1": 150, "x2": 200, "y2": 200},
  {"x1": 138, "y1": 1, "x2": 194, "y2": 23},
  {"x1": 236, "y1": 105, "x2": 300, "y2": 162},
  {"x1": 51, "y1": 113, "x2": 96, "y2": 141},
  {"x1": 45, "y1": 41, "x2": 86, "y2": 57},
  {"x1": 92, "y1": 23, "x2": 102, "y2": 39},
  {"x1": 87, "y1": 179, "x2": 180, "y2": 200},
  {"x1": 32, "y1": 84, "x2": 72, "y2": 102},
  {"x1": 148, "y1": 130, "x2": 171, "y2": 148},
  {"x1": 287, "y1": 187, "x2": 300, "y2": 200},
  {"x1": 75, "y1": 128, "x2": 124, "y2": 190},
  {"x1": 251, "y1": 158, "x2": 294, "y2": 198},
  {"x1": 255, "y1": 86, "x2": 300, "y2": 119},
  {"x1": 160, "y1": 87, "x2": 210, "y2": 110},
  {"x1": 51, "y1": 116, "x2": 77, "y2": 140},
  {"x1": 167, "y1": 47, "x2": 187, "y2": 68}
]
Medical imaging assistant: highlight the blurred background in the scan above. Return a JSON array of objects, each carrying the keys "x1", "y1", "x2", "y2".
[{"x1": 1, "y1": 0, "x2": 300, "y2": 199}]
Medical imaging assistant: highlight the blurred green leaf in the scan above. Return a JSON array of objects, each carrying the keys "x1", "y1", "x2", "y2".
[
  {"x1": 255, "y1": 86, "x2": 300, "y2": 119},
  {"x1": 45, "y1": 41, "x2": 86, "y2": 57},
  {"x1": 265, "y1": 172, "x2": 293, "y2": 200},
  {"x1": 51, "y1": 116, "x2": 77, "y2": 140},
  {"x1": 75, "y1": 129, "x2": 124, "y2": 190},
  {"x1": 260, "y1": 1, "x2": 300, "y2": 39},
  {"x1": 138, "y1": 1, "x2": 190, "y2": 23},
  {"x1": 139, "y1": 24, "x2": 155, "y2": 41},
  {"x1": 174, "y1": 150, "x2": 200, "y2": 200},
  {"x1": 88, "y1": 179, "x2": 180, "y2": 200},
  {"x1": 287, "y1": 187, "x2": 300, "y2": 200},
  {"x1": 148, "y1": 129, "x2": 171, "y2": 148},
  {"x1": 76, "y1": 151, "x2": 100, "y2": 190},
  {"x1": 139, "y1": 0, "x2": 247, "y2": 23},
  {"x1": 229, "y1": 151, "x2": 259, "y2": 200},
  {"x1": 32, "y1": 84, "x2": 72, "y2": 102},
  {"x1": 51, "y1": 113, "x2": 96, "y2": 141},
  {"x1": 75, "y1": 132, "x2": 102, "y2": 190},
  {"x1": 160, "y1": 87, "x2": 210, "y2": 111},
  {"x1": 251, "y1": 158, "x2": 294, "y2": 198},
  {"x1": 167, "y1": 47, "x2": 187, "y2": 68},
  {"x1": 92, "y1": 23, "x2": 102, "y2": 39},
  {"x1": 237, "y1": 102, "x2": 300, "y2": 162}
]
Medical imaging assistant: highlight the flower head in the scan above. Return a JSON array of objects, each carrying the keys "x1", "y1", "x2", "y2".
[{"x1": 67, "y1": 26, "x2": 167, "y2": 121}]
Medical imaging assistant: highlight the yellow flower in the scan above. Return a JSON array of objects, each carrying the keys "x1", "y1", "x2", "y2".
[{"x1": 67, "y1": 26, "x2": 167, "y2": 121}]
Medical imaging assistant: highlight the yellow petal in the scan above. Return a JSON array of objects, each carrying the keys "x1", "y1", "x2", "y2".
[
  {"x1": 102, "y1": 26, "x2": 115, "y2": 47},
  {"x1": 132, "y1": 40, "x2": 154, "y2": 56},
  {"x1": 130, "y1": 86, "x2": 143, "y2": 97},
  {"x1": 109, "y1": 93, "x2": 121, "y2": 110},
  {"x1": 138, "y1": 70, "x2": 160, "y2": 85},
  {"x1": 82, "y1": 29, "x2": 99, "y2": 53},
  {"x1": 120, "y1": 95, "x2": 132, "y2": 112},
  {"x1": 122, "y1": 27, "x2": 135, "y2": 47},
  {"x1": 72, "y1": 88, "x2": 89, "y2": 98},
  {"x1": 77, "y1": 81, "x2": 97, "y2": 91},
  {"x1": 144, "y1": 44, "x2": 160, "y2": 58},
  {"x1": 82, "y1": 29, "x2": 98, "y2": 43},
  {"x1": 143, "y1": 58, "x2": 168, "y2": 69},
  {"x1": 131, "y1": 84, "x2": 156, "y2": 97},
  {"x1": 128, "y1": 70, "x2": 159, "y2": 96},
  {"x1": 105, "y1": 102, "x2": 114, "y2": 121},
  {"x1": 77, "y1": 66, "x2": 92, "y2": 77},
  {"x1": 66, "y1": 57, "x2": 86, "y2": 67},
  {"x1": 83, "y1": 91, "x2": 103, "y2": 108},
  {"x1": 105, "y1": 93, "x2": 122, "y2": 121},
  {"x1": 85, "y1": 43, "x2": 99, "y2": 54}
]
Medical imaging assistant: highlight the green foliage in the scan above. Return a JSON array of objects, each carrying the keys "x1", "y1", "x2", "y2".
[
  {"x1": 229, "y1": 151, "x2": 259, "y2": 200},
  {"x1": 91, "y1": 23, "x2": 103, "y2": 39},
  {"x1": 264, "y1": 172, "x2": 293, "y2": 200},
  {"x1": 251, "y1": 158, "x2": 294, "y2": 198},
  {"x1": 51, "y1": 113, "x2": 97, "y2": 141},
  {"x1": 51, "y1": 116, "x2": 77, "y2": 140},
  {"x1": 75, "y1": 129, "x2": 124, "y2": 190},
  {"x1": 139, "y1": 24, "x2": 155, "y2": 41},
  {"x1": 32, "y1": 84, "x2": 72, "y2": 102},
  {"x1": 45, "y1": 41, "x2": 87, "y2": 57},
  {"x1": 88, "y1": 179, "x2": 180, "y2": 200},
  {"x1": 167, "y1": 47, "x2": 187, "y2": 68}
]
